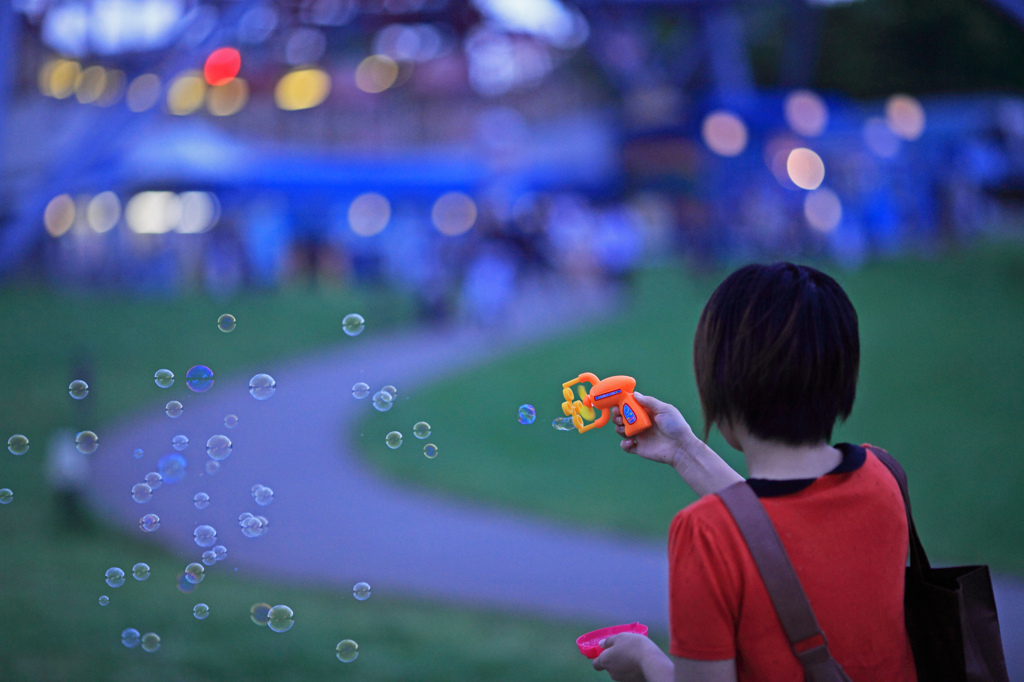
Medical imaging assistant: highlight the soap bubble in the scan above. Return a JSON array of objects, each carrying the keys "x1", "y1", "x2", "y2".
[
  {"x1": 184, "y1": 562, "x2": 205, "y2": 584},
  {"x1": 133, "y1": 448, "x2": 144, "y2": 459},
  {"x1": 241, "y1": 515, "x2": 268, "y2": 538},
  {"x1": 267, "y1": 604, "x2": 294, "y2": 633},
  {"x1": 372, "y1": 390, "x2": 393, "y2": 412},
  {"x1": 249, "y1": 373, "x2": 276, "y2": 400},
  {"x1": 238, "y1": 512, "x2": 254, "y2": 526},
  {"x1": 177, "y1": 572, "x2": 197, "y2": 594},
  {"x1": 172, "y1": 435, "x2": 189, "y2": 451},
  {"x1": 413, "y1": 421, "x2": 431, "y2": 439},
  {"x1": 140, "y1": 632, "x2": 160, "y2": 653},
  {"x1": 186, "y1": 365, "x2": 214, "y2": 393},
  {"x1": 193, "y1": 524, "x2": 217, "y2": 548},
  {"x1": 352, "y1": 582, "x2": 371, "y2": 601},
  {"x1": 132, "y1": 563, "x2": 151, "y2": 581},
  {"x1": 158, "y1": 453, "x2": 187, "y2": 483},
  {"x1": 144, "y1": 472, "x2": 163, "y2": 490},
  {"x1": 342, "y1": 313, "x2": 365, "y2": 336},
  {"x1": 250, "y1": 602, "x2": 271, "y2": 626},
  {"x1": 7, "y1": 434, "x2": 29, "y2": 456},
  {"x1": 69, "y1": 380, "x2": 89, "y2": 399},
  {"x1": 193, "y1": 492, "x2": 210, "y2": 509},
  {"x1": 165, "y1": 401, "x2": 183, "y2": 418},
  {"x1": 154, "y1": 369, "x2": 174, "y2": 388},
  {"x1": 335, "y1": 639, "x2": 359, "y2": 663},
  {"x1": 205, "y1": 459, "x2": 221, "y2": 476},
  {"x1": 0, "y1": 488, "x2": 12, "y2": 504},
  {"x1": 139, "y1": 513, "x2": 160, "y2": 532},
  {"x1": 193, "y1": 603, "x2": 210, "y2": 619},
  {"x1": 131, "y1": 483, "x2": 153, "y2": 504},
  {"x1": 76, "y1": 430, "x2": 99, "y2": 454},
  {"x1": 105, "y1": 567, "x2": 125, "y2": 588},
  {"x1": 217, "y1": 313, "x2": 236, "y2": 333},
  {"x1": 423, "y1": 443, "x2": 438, "y2": 459},
  {"x1": 201, "y1": 550, "x2": 217, "y2": 566},
  {"x1": 352, "y1": 382, "x2": 370, "y2": 399},
  {"x1": 552, "y1": 416, "x2": 575, "y2": 431},
  {"x1": 121, "y1": 628, "x2": 141, "y2": 648},
  {"x1": 385, "y1": 431, "x2": 403, "y2": 449},
  {"x1": 7, "y1": 434, "x2": 29, "y2": 455},
  {"x1": 381, "y1": 384, "x2": 397, "y2": 399},
  {"x1": 206, "y1": 435, "x2": 231, "y2": 461},
  {"x1": 224, "y1": 414, "x2": 238, "y2": 428},
  {"x1": 98, "y1": 595, "x2": 109, "y2": 606},
  {"x1": 213, "y1": 545, "x2": 227, "y2": 562},
  {"x1": 253, "y1": 485, "x2": 274, "y2": 506},
  {"x1": 517, "y1": 405, "x2": 536, "y2": 425}
]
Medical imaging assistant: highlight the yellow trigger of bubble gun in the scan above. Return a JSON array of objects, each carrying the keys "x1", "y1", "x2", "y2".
[{"x1": 561, "y1": 373, "x2": 653, "y2": 437}]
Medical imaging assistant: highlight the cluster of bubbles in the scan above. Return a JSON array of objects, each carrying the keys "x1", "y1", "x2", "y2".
[
  {"x1": 251, "y1": 484, "x2": 274, "y2": 506},
  {"x1": 239, "y1": 512, "x2": 269, "y2": 538},
  {"x1": 76, "y1": 430, "x2": 99, "y2": 454},
  {"x1": 138, "y1": 513, "x2": 160, "y2": 532},
  {"x1": 518, "y1": 404, "x2": 536, "y2": 425},
  {"x1": 194, "y1": 492, "x2": 210, "y2": 509},
  {"x1": 165, "y1": 400, "x2": 183, "y2": 418},
  {"x1": 336, "y1": 639, "x2": 359, "y2": 663},
  {"x1": 342, "y1": 313, "x2": 365, "y2": 337},
  {"x1": 371, "y1": 384, "x2": 398, "y2": 412},
  {"x1": 201, "y1": 544, "x2": 228, "y2": 566},
  {"x1": 353, "y1": 581, "x2": 371, "y2": 601},
  {"x1": 248, "y1": 603, "x2": 294, "y2": 633},
  {"x1": 69, "y1": 379, "x2": 89, "y2": 399},
  {"x1": 120, "y1": 628, "x2": 160, "y2": 653},
  {"x1": 206, "y1": 434, "x2": 232, "y2": 461},
  {"x1": 193, "y1": 524, "x2": 217, "y2": 548},
  {"x1": 217, "y1": 313, "x2": 236, "y2": 333},
  {"x1": 186, "y1": 365, "x2": 215, "y2": 393},
  {"x1": 249, "y1": 373, "x2": 276, "y2": 400}
]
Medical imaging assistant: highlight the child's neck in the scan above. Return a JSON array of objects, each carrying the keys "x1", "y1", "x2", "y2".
[{"x1": 741, "y1": 437, "x2": 842, "y2": 481}]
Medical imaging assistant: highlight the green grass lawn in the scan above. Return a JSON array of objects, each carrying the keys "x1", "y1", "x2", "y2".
[
  {"x1": 0, "y1": 283, "x2": 613, "y2": 681},
  {"x1": 357, "y1": 241, "x2": 1024, "y2": 574}
]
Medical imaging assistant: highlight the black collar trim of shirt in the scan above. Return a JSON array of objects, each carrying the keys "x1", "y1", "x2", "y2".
[{"x1": 745, "y1": 443, "x2": 866, "y2": 498}]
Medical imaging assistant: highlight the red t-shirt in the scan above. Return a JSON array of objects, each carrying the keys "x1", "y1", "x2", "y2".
[{"x1": 668, "y1": 444, "x2": 917, "y2": 681}]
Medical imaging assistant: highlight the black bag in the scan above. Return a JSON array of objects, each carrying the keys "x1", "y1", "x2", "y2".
[{"x1": 867, "y1": 446, "x2": 1010, "y2": 682}]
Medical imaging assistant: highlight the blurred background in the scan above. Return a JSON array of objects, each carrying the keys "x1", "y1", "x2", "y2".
[{"x1": 1, "y1": 0, "x2": 1023, "y2": 679}]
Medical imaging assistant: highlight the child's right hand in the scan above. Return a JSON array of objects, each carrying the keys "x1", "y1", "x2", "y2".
[{"x1": 612, "y1": 392, "x2": 696, "y2": 467}]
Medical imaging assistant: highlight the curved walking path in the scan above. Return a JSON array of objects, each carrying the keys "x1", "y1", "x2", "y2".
[{"x1": 85, "y1": 293, "x2": 1024, "y2": 678}]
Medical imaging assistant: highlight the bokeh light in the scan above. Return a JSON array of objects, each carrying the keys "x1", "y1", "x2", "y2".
[
  {"x1": 48, "y1": 59, "x2": 81, "y2": 99},
  {"x1": 96, "y1": 69, "x2": 125, "y2": 107},
  {"x1": 786, "y1": 148, "x2": 826, "y2": 190},
  {"x1": 86, "y1": 191, "x2": 121, "y2": 233},
  {"x1": 207, "y1": 78, "x2": 249, "y2": 116},
  {"x1": 75, "y1": 65, "x2": 107, "y2": 104},
  {"x1": 764, "y1": 135, "x2": 802, "y2": 189},
  {"x1": 355, "y1": 55, "x2": 399, "y2": 94},
  {"x1": 167, "y1": 71, "x2": 206, "y2": 116},
  {"x1": 701, "y1": 111, "x2": 748, "y2": 157},
  {"x1": 863, "y1": 116, "x2": 901, "y2": 159},
  {"x1": 178, "y1": 192, "x2": 220, "y2": 233},
  {"x1": 431, "y1": 192, "x2": 477, "y2": 236},
  {"x1": 44, "y1": 194, "x2": 76, "y2": 237},
  {"x1": 348, "y1": 193, "x2": 391, "y2": 236},
  {"x1": 126, "y1": 74, "x2": 161, "y2": 112},
  {"x1": 275, "y1": 68, "x2": 331, "y2": 111},
  {"x1": 784, "y1": 90, "x2": 828, "y2": 137},
  {"x1": 125, "y1": 192, "x2": 182, "y2": 234},
  {"x1": 204, "y1": 47, "x2": 242, "y2": 86},
  {"x1": 803, "y1": 187, "x2": 843, "y2": 232},
  {"x1": 885, "y1": 94, "x2": 926, "y2": 141}
]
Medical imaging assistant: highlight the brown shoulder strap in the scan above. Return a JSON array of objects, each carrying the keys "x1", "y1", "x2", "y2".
[{"x1": 717, "y1": 482, "x2": 852, "y2": 682}]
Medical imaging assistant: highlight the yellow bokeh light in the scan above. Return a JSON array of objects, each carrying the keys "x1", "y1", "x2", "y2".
[
  {"x1": 167, "y1": 71, "x2": 206, "y2": 116},
  {"x1": 38, "y1": 58, "x2": 58, "y2": 96},
  {"x1": 275, "y1": 68, "x2": 331, "y2": 111},
  {"x1": 207, "y1": 78, "x2": 249, "y2": 116},
  {"x1": 125, "y1": 192, "x2": 182, "y2": 234},
  {"x1": 126, "y1": 74, "x2": 162, "y2": 112},
  {"x1": 431, "y1": 192, "x2": 477, "y2": 236},
  {"x1": 885, "y1": 94, "x2": 926, "y2": 141},
  {"x1": 784, "y1": 90, "x2": 828, "y2": 138},
  {"x1": 44, "y1": 194, "x2": 76, "y2": 237},
  {"x1": 86, "y1": 191, "x2": 121, "y2": 232},
  {"x1": 803, "y1": 188, "x2": 842, "y2": 233},
  {"x1": 787, "y1": 148, "x2": 825, "y2": 190},
  {"x1": 348, "y1": 193, "x2": 391, "y2": 237},
  {"x1": 701, "y1": 111, "x2": 748, "y2": 157},
  {"x1": 355, "y1": 55, "x2": 399, "y2": 94},
  {"x1": 49, "y1": 60, "x2": 82, "y2": 100},
  {"x1": 75, "y1": 65, "x2": 107, "y2": 104}
]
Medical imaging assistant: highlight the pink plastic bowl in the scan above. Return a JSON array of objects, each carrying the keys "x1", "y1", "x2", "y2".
[{"x1": 576, "y1": 622, "x2": 649, "y2": 659}]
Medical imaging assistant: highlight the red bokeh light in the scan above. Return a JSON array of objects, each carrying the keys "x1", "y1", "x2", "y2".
[{"x1": 204, "y1": 48, "x2": 241, "y2": 86}]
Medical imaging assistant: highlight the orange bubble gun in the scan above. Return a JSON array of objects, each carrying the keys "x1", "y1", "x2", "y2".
[{"x1": 561, "y1": 373, "x2": 652, "y2": 437}]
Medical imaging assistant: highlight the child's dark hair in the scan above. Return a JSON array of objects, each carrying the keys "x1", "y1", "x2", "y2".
[{"x1": 693, "y1": 262, "x2": 859, "y2": 445}]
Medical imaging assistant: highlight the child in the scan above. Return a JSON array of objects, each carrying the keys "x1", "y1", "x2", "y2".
[{"x1": 593, "y1": 262, "x2": 916, "y2": 681}]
